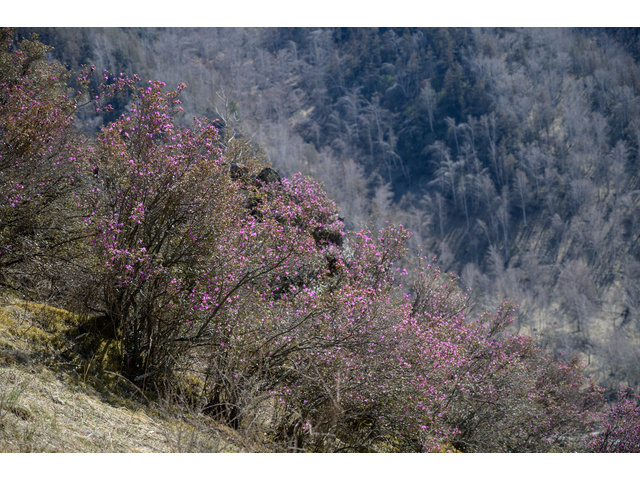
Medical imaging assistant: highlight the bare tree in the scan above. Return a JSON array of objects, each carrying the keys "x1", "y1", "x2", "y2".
[
  {"x1": 558, "y1": 259, "x2": 599, "y2": 342},
  {"x1": 513, "y1": 169, "x2": 530, "y2": 226},
  {"x1": 420, "y1": 79, "x2": 436, "y2": 133}
]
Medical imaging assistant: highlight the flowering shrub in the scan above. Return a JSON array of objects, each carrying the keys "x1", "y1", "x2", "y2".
[
  {"x1": 83, "y1": 71, "x2": 347, "y2": 390},
  {"x1": 0, "y1": 29, "x2": 83, "y2": 290},
  {"x1": 392, "y1": 266, "x2": 605, "y2": 452},
  {"x1": 193, "y1": 171, "x2": 347, "y2": 428},
  {"x1": 589, "y1": 388, "x2": 640, "y2": 452},
  {"x1": 261, "y1": 250, "x2": 606, "y2": 452},
  {"x1": 84, "y1": 73, "x2": 255, "y2": 378}
]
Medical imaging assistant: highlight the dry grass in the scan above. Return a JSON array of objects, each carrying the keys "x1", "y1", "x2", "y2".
[{"x1": 0, "y1": 297, "x2": 250, "y2": 453}]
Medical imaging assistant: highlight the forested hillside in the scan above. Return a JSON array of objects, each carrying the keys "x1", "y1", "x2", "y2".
[{"x1": 3, "y1": 27, "x2": 640, "y2": 452}]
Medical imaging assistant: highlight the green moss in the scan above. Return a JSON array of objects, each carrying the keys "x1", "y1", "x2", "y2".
[
  {"x1": 15, "y1": 325, "x2": 62, "y2": 351},
  {"x1": 0, "y1": 301, "x2": 86, "y2": 356},
  {"x1": 93, "y1": 337, "x2": 123, "y2": 372},
  {"x1": 0, "y1": 301, "x2": 120, "y2": 376},
  {"x1": 0, "y1": 308, "x2": 16, "y2": 328},
  {"x1": 17, "y1": 302, "x2": 83, "y2": 333}
]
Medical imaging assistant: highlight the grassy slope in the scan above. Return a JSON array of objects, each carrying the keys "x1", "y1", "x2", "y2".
[{"x1": 0, "y1": 297, "x2": 249, "y2": 453}]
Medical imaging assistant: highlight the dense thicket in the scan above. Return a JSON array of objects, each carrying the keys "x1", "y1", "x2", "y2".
[{"x1": 3, "y1": 28, "x2": 640, "y2": 452}]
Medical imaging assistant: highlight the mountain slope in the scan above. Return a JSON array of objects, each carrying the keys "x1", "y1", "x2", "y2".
[{"x1": 0, "y1": 299, "x2": 248, "y2": 452}]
